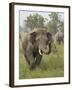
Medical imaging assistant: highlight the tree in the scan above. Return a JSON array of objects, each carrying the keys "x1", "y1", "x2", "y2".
[
  {"x1": 58, "y1": 21, "x2": 64, "y2": 33},
  {"x1": 46, "y1": 12, "x2": 64, "y2": 34},
  {"x1": 25, "y1": 13, "x2": 45, "y2": 30}
]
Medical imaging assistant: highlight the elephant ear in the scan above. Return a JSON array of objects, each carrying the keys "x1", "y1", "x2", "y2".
[
  {"x1": 30, "y1": 32, "x2": 37, "y2": 44},
  {"x1": 47, "y1": 32, "x2": 52, "y2": 43}
]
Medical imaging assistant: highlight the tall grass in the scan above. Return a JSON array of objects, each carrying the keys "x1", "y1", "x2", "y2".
[{"x1": 19, "y1": 42, "x2": 64, "y2": 79}]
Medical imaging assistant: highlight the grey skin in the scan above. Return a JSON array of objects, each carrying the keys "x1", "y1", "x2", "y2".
[
  {"x1": 55, "y1": 30, "x2": 64, "y2": 44},
  {"x1": 21, "y1": 28, "x2": 52, "y2": 69}
]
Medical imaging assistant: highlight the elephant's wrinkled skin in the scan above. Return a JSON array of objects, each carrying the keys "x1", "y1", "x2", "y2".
[{"x1": 20, "y1": 28, "x2": 52, "y2": 69}]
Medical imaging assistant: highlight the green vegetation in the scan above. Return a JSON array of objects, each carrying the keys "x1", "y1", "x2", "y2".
[
  {"x1": 46, "y1": 12, "x2": 64, "y2": 34},
  {"x1": 23, "y1": 12, "x2": 64, "y2": 34},
  {"x1": 19, "y1": 43, "x2": 64, "y2": 79},
  {"x1": 25, "y1": 13, "x2": 45, "y2": 30}
]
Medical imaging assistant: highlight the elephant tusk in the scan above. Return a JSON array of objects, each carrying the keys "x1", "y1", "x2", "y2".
[
  {"x1": 47, "y1": 45, "x2": 49, "y2": 49},
  {"x1": 35, "y1": 57, "x2": 36, "y2": 61},
  {"x1": 39, "y1": 49, "x2": 43, "y2": 55}
]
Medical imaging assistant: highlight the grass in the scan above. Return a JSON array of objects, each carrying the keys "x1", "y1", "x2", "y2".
[{"x1": 19, "y1": 42, "x2": 64, "y2": 79}]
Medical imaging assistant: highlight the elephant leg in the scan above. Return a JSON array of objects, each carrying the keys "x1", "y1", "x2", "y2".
[
  {"x1": 24, "y1": 53, "x2": 36, "y2": 69},
  {"x1": 57, "y1": 40, "x2": 60, "y2": 44},
  {"x1": 24, "y1": 46, "x2": 36, "y2": 69},
  {"x1": 35, "y1": 54, "x2": 42, "y2": 66}
]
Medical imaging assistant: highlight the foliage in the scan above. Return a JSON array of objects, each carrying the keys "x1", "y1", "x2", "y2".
[
  {"x1": 25, "y1": 13, "x2": 45, "y2": 30},
  {"x1": 46, "y1": 12, "x2": 64, "y2": 34},
  {"x1": 58, "y1": 21, "x2": 64, "y2": 32}
]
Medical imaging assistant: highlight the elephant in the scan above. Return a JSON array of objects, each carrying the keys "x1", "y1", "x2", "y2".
[
  {"x1": 20, "y1": 28, "x2": 53, "y2": 69},
  {"x1": 55, "y1": 30, "x2": 64, "y2": 44}
]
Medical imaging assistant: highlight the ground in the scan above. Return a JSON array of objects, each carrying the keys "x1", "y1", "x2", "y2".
[{"x1": 19, "y1": 41, "x2": 64, "y2": 79}]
